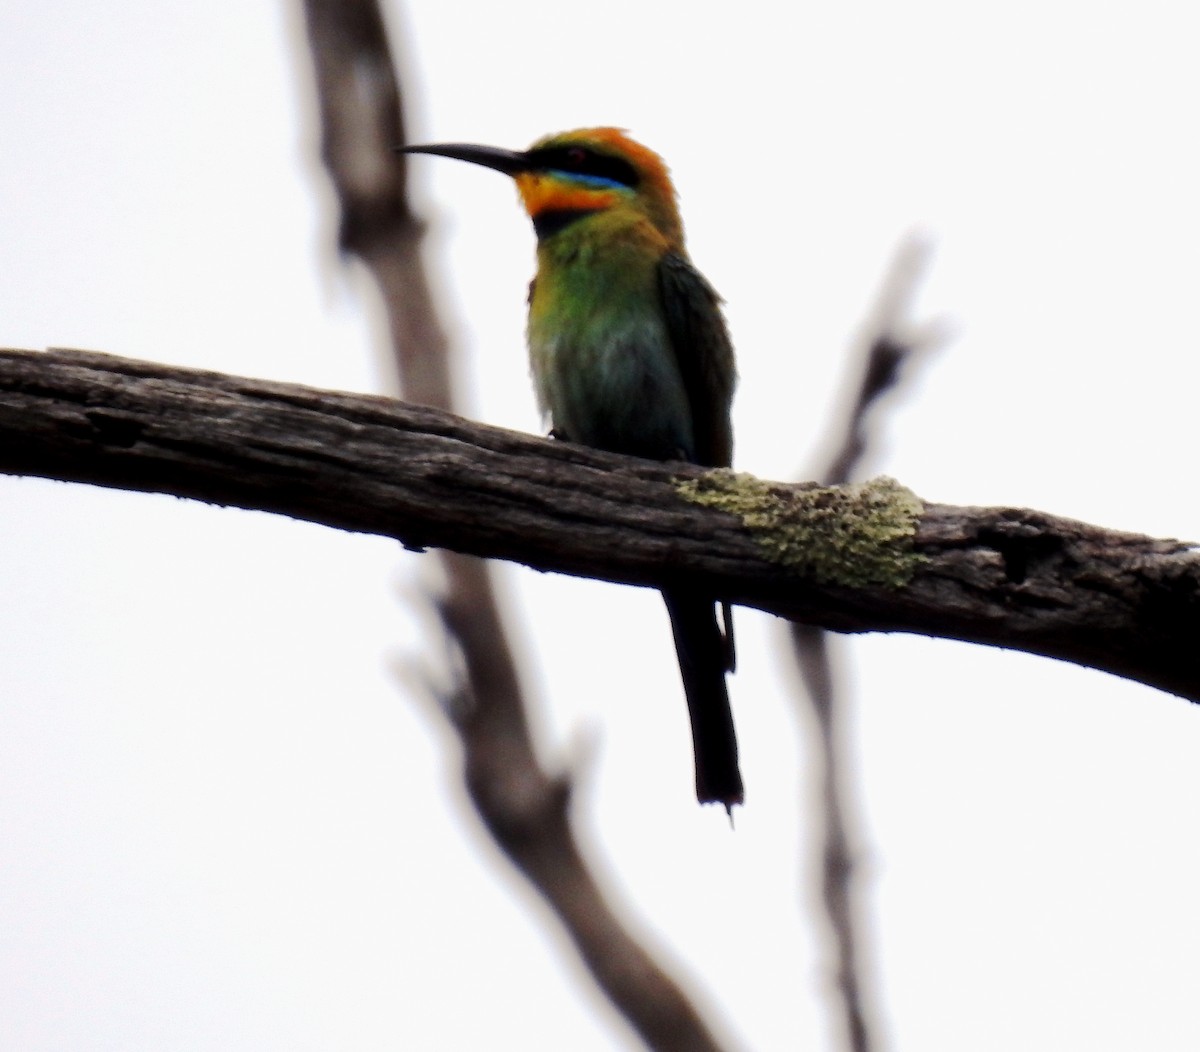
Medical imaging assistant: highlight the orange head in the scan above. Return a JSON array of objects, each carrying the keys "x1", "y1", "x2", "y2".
[{"x1": 401, "y1": 128, "x2": 684, "y2": 249}]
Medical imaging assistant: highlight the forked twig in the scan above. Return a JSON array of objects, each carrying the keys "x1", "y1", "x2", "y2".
[{"x1": 794, "y1": 235, "x2": 946, "y2": 1052}]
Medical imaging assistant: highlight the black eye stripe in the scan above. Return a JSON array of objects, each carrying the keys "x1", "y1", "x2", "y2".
[{"x1": 524, "y1": 146, "x2": 640, "y2": 188}]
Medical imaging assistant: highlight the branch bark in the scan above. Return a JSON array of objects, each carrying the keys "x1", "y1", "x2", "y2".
[{"x1": 2, "y1": 347, "x2": 1198, "y2": 705}]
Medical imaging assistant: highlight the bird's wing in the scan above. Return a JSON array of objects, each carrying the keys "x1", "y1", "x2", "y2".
[{"x1": 657, "y1": 251, "x2": 736, "y2": 468}]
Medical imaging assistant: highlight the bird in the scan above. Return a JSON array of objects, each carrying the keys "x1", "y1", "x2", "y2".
[{"x1": 401, "y1": 128, "x2": 742, "y2": 811}]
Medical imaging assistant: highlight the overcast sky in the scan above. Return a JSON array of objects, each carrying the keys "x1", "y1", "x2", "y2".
[{"x1": 3, "y1": 3, "x2": 1199, "y2": 1049}]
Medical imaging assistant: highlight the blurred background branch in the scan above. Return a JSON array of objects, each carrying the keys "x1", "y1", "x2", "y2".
[
  {"x1": 298, "y1": 2, "x2": 732, "y2": 1048},
  {"x1": 793, "y1": 236, "x2": 946, "y2": 1052}
]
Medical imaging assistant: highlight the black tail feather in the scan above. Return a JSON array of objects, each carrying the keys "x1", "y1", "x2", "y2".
[
  {"x1": 662, "y1": 589, "x2": 743, "y2": 811},
  {"x1": 721, "y1": 600, "x2": 736, "y2": 673}
]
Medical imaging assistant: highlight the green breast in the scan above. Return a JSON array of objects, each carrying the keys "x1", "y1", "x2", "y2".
[{"x1": 527, "y1": 224, "x2": 695, "y2": 460}]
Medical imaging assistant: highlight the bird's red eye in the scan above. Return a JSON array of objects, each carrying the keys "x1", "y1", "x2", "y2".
[{"x1": 566, "y1": 147, "x2": 587, "y2": 166}]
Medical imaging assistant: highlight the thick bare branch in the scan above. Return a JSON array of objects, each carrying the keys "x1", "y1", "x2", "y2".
[{"x1": 2, "y1": 347, "x2": 1199, "y2": 706}]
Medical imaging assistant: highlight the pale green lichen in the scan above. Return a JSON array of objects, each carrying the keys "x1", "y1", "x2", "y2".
[{"x1": 675, "y1": 471, "x2": 926, "y2": 588}]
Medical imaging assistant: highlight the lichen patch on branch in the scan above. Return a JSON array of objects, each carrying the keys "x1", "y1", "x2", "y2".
[{"x1": 675, "y1": 472, "x2": 927, "y2": 589}]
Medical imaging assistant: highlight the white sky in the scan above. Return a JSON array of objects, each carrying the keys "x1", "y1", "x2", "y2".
[{"x1": 3, "y1": 2, "x2": 1199, "y2": 1049}]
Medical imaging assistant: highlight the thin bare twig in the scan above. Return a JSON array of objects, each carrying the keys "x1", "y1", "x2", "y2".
[
  {"x1": 793, "y1": 235, "x2": 946, "y2": 1052},
  {"x1": 297, "y1": 3, "x2": 730, "y2": 1048}
]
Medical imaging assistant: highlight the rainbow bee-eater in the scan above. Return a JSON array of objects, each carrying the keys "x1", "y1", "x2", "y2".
[{"x1": 402, "y1": 128, "x2": 742, "y2": 810}]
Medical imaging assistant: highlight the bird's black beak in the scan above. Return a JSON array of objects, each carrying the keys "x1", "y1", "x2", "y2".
[{"x1": 397, "y1": 143, "x2": 531, "y2": 177}]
